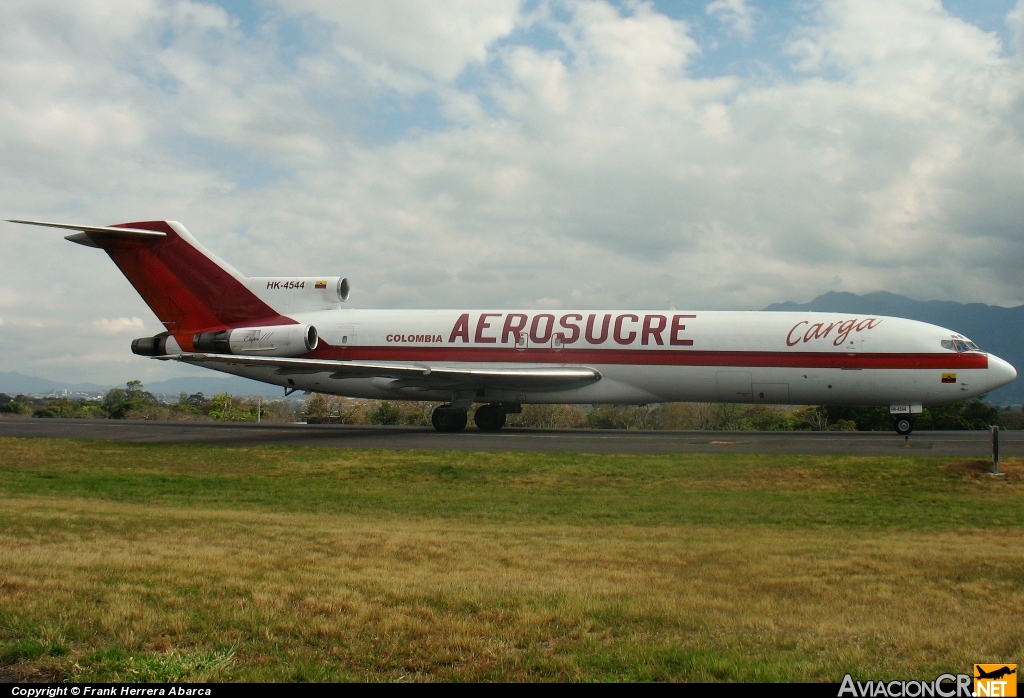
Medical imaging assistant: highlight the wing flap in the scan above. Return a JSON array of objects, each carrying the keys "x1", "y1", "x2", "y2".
[{"x1": 159, "y1": 353, "x2": 601, "y2": 391}]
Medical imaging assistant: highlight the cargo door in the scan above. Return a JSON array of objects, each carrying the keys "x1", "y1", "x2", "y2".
[{"x1": 716, "y1": 371, "x2": 752, "y2": 401}]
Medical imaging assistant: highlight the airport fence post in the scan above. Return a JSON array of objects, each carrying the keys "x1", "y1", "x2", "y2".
[{"x1": 991, "y1": 425, "x2": 1000, "y2": 475}]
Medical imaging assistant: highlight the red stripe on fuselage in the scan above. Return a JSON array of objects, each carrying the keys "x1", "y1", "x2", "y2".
[{"x1": 305, "y1": 344, "x2": 990, "y2": 370}]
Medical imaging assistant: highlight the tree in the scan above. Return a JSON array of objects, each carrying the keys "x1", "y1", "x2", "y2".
[
  {"x1": 103, "y1": 388, "x2": 127, "y2": 413},
  {"x1": 508, "y1": 404, "x2": 587, "y2": 429},
  {"x1": 820, "y1": 405, "x2": 891, "y2": 431},
  {"x1": 796, "y1": 406, "x2": 830, "y2": 431},
  {"x1": 699, "y1": 403, "x2": 747, "y2": 431},
  {"x1": 922, "y1": 399, "x2": 999, "y2": 430},
  {"x1": 621, "y1": 405, "x2": 660, "y2": 430},
  {"x1": 585, "y1": 405, "x2": 625, "y2": 429},
  {"x1": 369, "y1": 402, "x2": 402, "y2": 425},
  {"x1": 658, "y1": 403, "x2": 702, "y2": 430},
  {"x1": 105, "y1": 380, "x2": 159, "y2": 419},
  {"x1": 34, "y1": 398, "x2": 78, "y2": 418},
  {"x1": 0, "y1": 397, "x2": 34, "y2": 415},
  {"x1": 250, "y1": 398, "x2": 301, "y2": 423},
  {"x1": 176, "y1": 392, "x2": 207, "y2": 412},
  {"x1": 996, "y1": 406, "x2": 1024, "y2": 430},
  {"x1": 740, "y1": 405, "x2": 797, "y2": 431},
  {"x1": 207, "y1": 393, "x2": 256, "y2": 422},
  {"x1": 304, "y1": 393, "x2": 334, "y2": 422}
]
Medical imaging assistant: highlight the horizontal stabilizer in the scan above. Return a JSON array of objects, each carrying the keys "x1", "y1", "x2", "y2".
[
  {"x1": 160, "y1": 353, "x2": 602, "y2": 391},
  {"x1": 7, "y1": 219, "x2": 168, "y2": 239},
  {"x1": 7, "y1": 219, "x2": 284, "y2": 330}
]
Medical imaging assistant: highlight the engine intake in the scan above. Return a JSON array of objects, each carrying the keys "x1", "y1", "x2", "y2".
[{"x1": 193, "y1": 324, "x2": 318, "y2": 357}]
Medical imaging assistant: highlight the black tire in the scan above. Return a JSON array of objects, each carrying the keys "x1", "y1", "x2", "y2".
[
  {"x1": 432, "y1": 405, "x2": 468, "y2": 433},
  {"x1": 894, "y1": 417, "x2": 914, "y2": 435},
  {"x1": 473, "y1": 404, "x2": 507, "y2": 432}
]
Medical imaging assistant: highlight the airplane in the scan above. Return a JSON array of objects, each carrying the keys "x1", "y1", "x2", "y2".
[
  {"x1": 7, "y1": 219, "x2": 1018, "y2": 434},
  {"x1": 975, "y1": 666, "x2": 1016, "y2": 681}
]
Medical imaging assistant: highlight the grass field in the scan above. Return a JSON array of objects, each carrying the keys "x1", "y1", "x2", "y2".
[{"x1": 1, "y1": 436, "x2": 1022, "y2": 682}]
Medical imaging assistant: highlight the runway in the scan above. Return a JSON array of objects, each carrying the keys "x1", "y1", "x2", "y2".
[{"x1": 1, "y1": 417, "x2": 1019, "y2": 456}]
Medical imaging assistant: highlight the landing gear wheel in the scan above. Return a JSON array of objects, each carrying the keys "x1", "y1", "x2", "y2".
[
  {"x1": 473, "y1": 404, "x2": 507, "y2": 432},
  {"x1": 894, "y1": 417, "x2": 914, "y2": 435},
  {"x1": 431, "y1": 405, "x2": 468, "y2": 433}
]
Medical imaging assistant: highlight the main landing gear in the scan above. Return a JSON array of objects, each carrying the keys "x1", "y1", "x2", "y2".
[
  {"x1": 894, "y1": 416, "x2": 914, "y2": 435},
  {"x1": 473, "y1": 403, "x2": 507, "y2": 432},
  {"x1": 430, "y1": 403, "x2": 509, "y2": 433},
  {"x1": 431, "y1": 405, "x2": 468, "y2": 433}
]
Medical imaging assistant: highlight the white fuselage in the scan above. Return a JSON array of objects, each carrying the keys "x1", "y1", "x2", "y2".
[
  {"x1": 202, "y1": 308, "x2": 1017, "y2": 407},
  {"x1": 16, "y1": 218, "x2": 1013, "y2": 413}
]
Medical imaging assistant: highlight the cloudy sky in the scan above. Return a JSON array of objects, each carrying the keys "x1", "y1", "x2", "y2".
[{"x1": 2, "y1": 0, "x2": 1023, "y2": 385}]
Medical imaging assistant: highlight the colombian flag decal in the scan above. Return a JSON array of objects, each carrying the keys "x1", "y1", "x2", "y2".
[
  {"x1": 315, "y1": 280, "x2": 327, "y2": 289},
  {"x1": 942, "y1": 373, "x2": 957, "y2": 383}
]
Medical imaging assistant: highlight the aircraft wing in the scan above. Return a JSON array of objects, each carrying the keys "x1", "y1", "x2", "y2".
[{"x1": 159, "y1": 353, "x2": 602, "y2": 391}]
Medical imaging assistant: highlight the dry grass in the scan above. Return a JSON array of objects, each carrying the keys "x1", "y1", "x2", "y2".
[
  {"x1": 1, "y1": 439, "x2": 1022, "y2": 681},
  {"x1": 2, "y1": 497, "x2": 1022, "y2": 682},
  {"x1": 947, "y1": 458, "x2": 1024, "y2": 482}
]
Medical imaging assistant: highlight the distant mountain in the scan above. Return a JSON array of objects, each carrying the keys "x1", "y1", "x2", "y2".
[
  {"x1": 0, "y1": 371, "x2": 295, "y2": 399},
  {"x1": 0, "y1": 372, "x2": 109, "y2": 396},
  {"x1": 145, "y1": 375, "x2": 296, "y2": 398},
  {"x1": 764, "y1": 291, "x2": 1023, "y2": 404}
]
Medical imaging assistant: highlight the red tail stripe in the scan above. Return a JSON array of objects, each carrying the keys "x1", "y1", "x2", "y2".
[{"x1": 99, "y1": 221, "x2": 294, "y2": 333}]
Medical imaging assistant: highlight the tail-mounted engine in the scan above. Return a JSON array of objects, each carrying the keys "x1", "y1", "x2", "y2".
[
  {"x1": 246, "y1": 276, "x2": 350, "y2": 312},
  {"x1": 192, "y1": 324, "x2": 319, "y2": 357},
  {"x1": 131, "y1": 332, "x2": 181, "y2": 357}
]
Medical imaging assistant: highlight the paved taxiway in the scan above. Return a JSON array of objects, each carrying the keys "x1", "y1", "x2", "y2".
[{"x1": 1, "y1": 417, "x2": 1019, "y2": 456}]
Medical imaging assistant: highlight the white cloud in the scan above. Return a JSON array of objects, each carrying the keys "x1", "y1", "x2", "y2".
[
  {"x1": 1, "y1": 0, "x2": 1023, "y2": 384},
  {"x1": 706, "y1": 0, "x2": 756, "y2": 39},
  {"x1": 1009, "y1": 0, "x2": 1024, "y2": 55},
  {"x1": 90, "y1": 317, "x2": 146, "y2": 335},
  {"x1": 285, "y1": 0, "x2": 522, "y2": 83},
  {"x1": 0, "y1": 317, "x2": 44, "y2": 328}
]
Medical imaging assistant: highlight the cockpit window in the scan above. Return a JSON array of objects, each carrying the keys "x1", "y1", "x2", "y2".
[{"x1": 943, "y1": 338, "x2": 983, "y2": 352}]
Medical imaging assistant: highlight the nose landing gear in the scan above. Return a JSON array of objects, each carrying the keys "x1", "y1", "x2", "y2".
[{"x1": 894, "y1": 416, "x2": 914, "y2": 435}]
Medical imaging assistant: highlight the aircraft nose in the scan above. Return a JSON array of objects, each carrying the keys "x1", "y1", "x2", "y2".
[{"x1": 988, "y1": 354, "x2": 1018, "y2": 390}]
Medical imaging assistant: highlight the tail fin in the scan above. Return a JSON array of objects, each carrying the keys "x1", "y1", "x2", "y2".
[{"x1": 8, "y1": 219, "x2": 287, "y2": 333}]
